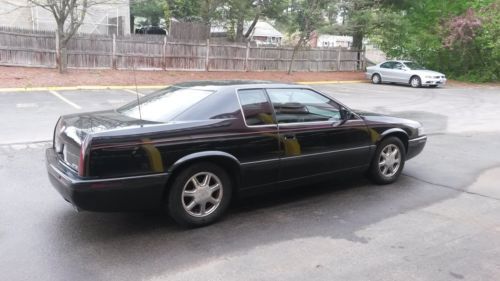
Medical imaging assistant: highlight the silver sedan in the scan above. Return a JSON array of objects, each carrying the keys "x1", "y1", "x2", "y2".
[{"x1": 366, "y1": 60, "x2": 447, "y2": 88}]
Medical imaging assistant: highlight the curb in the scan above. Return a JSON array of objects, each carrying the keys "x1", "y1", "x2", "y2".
[
  {"x1": 0, "y1": 85, "x2": 166, "y2": 93},
  {"x1": 0, "y1": 80, "x2": 368, "y2": 93}
]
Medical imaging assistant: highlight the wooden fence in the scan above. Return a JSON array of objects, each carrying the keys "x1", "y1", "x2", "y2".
[{"x1": 0, "y1": 27, "x2": 364, "y2": 71}]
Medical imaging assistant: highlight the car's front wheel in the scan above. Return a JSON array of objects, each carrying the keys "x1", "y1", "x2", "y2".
[
  {"x1": 369, "y1": 137, "x2": 406, "y2": 184},
  {"x1": 372, "y1": 73, "x2": 382, "y2": 84},
  {"x1": 410, "y1": 76, "x2": 421, "y2": 88},
  {"x1": 167, "y1": 162, "x2": 232, "y2": 227}
]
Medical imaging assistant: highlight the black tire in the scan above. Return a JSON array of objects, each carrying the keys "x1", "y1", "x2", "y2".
[
  {"x1": 167, "y1": 162, "x2": 232, "y2": 227},
  {"x1": 372, "y1": 73, "x2": 382, "y2": 84},
  {"x1": 410, "y1": 76, "x2": 421, "y2": 88},
  {"x1": 369, "y1": 137, "x2": 406, "y2": 185}
]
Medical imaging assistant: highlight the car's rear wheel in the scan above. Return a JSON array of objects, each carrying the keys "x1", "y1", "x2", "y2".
[
  {"x1": 167, "y1": 162, "x2": 232, "y2": 227},
  {"x1": 369, "y1": 137, "x2": 406, "y2": 184},
  {"x1": 372, "y1": 74, "x2": 382, "y2": 84},
  {"x1": 410, "y1": 76, "x2": 421, "y2": 88}
]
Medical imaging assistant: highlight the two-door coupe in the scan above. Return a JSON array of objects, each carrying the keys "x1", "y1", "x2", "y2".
[
  {"x1": 366, "y1": 60, "x2": 447, "y2": 88},
  {"x1": 46, "y1": 81, "x2": 427, "y2": 227}
]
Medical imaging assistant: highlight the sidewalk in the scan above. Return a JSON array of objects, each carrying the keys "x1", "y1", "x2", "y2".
[{"x1": 0, "y1": 66, "x2": 365, "y2": 89}]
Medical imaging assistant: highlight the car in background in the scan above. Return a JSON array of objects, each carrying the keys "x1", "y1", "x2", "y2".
[
  {"x1": 46, "y1": 81, "x2": 427, "y2": 227},
  {"x1": 366, "y1": 60, "x2": 446, "y2": 88}
]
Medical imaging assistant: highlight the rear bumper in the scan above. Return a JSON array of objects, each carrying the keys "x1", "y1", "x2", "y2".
[
  {"x1": 46, "y1": 148, "x2": 169, "y2": 212},
  {"x1": 407, "y1": 136, "x2": 427, "y2": 160}
]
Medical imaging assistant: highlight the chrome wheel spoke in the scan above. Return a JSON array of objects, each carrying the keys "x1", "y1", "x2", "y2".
[
  {"x1": 191, "y1": 178, "x2": 202, "y2": 188},
  {"x1": 185, "y1": 200, "x2": 197, "y2": 211},
  {"x1": 209, "y1": 183, "x2": 220, "y2": 192},
  {"x1": 199, "y1": 202, "x2": 207, "y2": 215},
  {"x1": 201, "y1": 174, "x2": 211, "y2": 186}
]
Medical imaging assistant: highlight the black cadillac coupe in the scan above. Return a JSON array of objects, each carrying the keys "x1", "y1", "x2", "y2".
[{"x1": 46, "y1": 81, "x2": 427, "y2": 227}]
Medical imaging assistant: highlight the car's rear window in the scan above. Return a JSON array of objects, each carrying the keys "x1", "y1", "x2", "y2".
[{"x1": 117, "y1": 86, "x2": 214, "y2": 122}]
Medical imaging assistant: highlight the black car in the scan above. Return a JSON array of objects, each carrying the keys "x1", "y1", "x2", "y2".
[{"x1": 46, "y1": 80, "x2": 427, "y2": 227}]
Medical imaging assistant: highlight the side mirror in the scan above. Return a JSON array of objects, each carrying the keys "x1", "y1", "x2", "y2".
[{"x1": 340, "y1": 108, "x2": 352, "y2": 120}]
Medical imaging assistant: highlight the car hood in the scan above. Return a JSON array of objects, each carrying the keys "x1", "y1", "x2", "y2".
[
  {"x1": 409, "y1": 69, "x2": 445, "y2": 76},
  {"x1": 353, "y1": 110, "x2": 421, "y2": 128}
]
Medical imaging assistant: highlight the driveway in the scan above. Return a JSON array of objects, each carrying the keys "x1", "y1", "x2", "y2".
[{"x1": 1, "y1": 83, "x2": 499, "y2": 281}]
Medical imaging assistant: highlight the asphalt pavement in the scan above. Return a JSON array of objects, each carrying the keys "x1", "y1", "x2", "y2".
[{"x1": 1, "y1": 82, "x2": 500, "y2": 281}]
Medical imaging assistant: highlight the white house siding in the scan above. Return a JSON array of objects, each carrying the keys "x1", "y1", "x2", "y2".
[
  {"x1": 317, "y1": 35, "x2": 352, "y2": 48},
  {"x1": 0, "y1": 0, "x2": 130, "y2": 35}
]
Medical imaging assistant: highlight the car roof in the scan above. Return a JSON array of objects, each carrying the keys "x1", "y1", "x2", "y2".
[
  {"x1": 382, "y1": 60, "x2": 412, "y2": 64},
  {"x1": 172, "y1": 80, "x2": 303, "y2": 90}
]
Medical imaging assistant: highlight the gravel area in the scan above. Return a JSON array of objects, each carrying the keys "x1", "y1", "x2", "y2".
[{"x1": 0, "y1": 66, "x2": 365, "y2": 88}]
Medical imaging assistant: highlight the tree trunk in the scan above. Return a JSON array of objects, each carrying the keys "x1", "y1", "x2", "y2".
[
  {"x1": 235, "y1": 16, "x2": 244, "y2": 42},
  {"x1": 244, "y1": 13, "x2": 260, "y2": 39},
  {"x1": 60, "y1": 46, "x2": 67, "y2": 74},
  {"x1": 352, "y1": 31, "x2": 363, "y2": 70},
  {"x1": 288, "y1": 37, "x2": 304, "y2": 75},
  {"x1": 56, "y1": 24, "x2": 66, "y2": 74}
]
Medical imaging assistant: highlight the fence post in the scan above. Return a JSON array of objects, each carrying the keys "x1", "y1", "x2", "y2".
[
  {"x1": 205, "y1": 38, "x2": 210, "y2": 71},
  {"x1": 55, "y1": 32, "x2": 60, "y2": 69},
  {"x1": 244, "y1": 41, "x2": 250, "y2": 71},
  {"x1": 112, "y1": 33, "x2": 116, "y2": 69},
  {"x1": 337, "y1": 47, "x2": 341, "y2": 71},
  {"x1": 162, "y1": 36, "x2": 167, "y2": 70}
]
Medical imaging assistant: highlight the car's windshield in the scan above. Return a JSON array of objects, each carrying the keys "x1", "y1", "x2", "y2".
[
  {"x1": 117, "y1": 86, "x2": 214, "y2": 122},
  {"x1": 404, "y1": 62, "x2": 426, "y2": 70}
]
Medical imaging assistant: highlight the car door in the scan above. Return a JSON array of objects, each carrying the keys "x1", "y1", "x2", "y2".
[
  {"x1": 392, "y1": 62, "x2": 411, "y2": 83},
  {"x1": 236, "y1": 88, "x2": 281, "y2": 189},
  {"x1": 379, "y1": 61, "x2": 396, "y2": 82},
  {"x1": 265, "y1": 88, "x2": 372, "y2": 182}
]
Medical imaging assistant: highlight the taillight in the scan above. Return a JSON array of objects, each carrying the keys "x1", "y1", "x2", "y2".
[
  {"x1": 78, "y1": 137, "x2": 90, "y2": 177},
  {"x1": 78, "y1": 146, "x2": 85, "y2": 176}
]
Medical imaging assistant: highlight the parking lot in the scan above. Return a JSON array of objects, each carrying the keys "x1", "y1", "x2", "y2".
[{"x1": 1, "y1": 82, "x2": 500, "y2": 280}]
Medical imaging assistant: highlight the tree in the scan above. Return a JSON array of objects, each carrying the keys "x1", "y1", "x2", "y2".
[
  {"x1": 29, "y1": 0, "x2": 118, "y2": 73},
  {"x1": 371, "y1": 0, "x2": 498, "y2": 82},
  {"x1": 285, "y1": 0, "x2": 328, "y2": 74},
  {"x1": 131, "y1": 0, "x2": 168, "y2": 27},
  {"x1": 222, "y1": 0, "x2": 287, "y2": 42}
]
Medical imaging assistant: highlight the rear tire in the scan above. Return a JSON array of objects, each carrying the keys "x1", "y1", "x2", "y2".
[
  {"x1": 369, "y1": 137, "x2": 406, "y2": 185},
  {"x1": 372, "y1": 73, "x2": 382, "y2": 84},
  {"x1": 167, "y1": 162, "x2": 232, "y2": 227},
  {"x1": 410, "y1": 76, "x2": 421, "y2": 88}
]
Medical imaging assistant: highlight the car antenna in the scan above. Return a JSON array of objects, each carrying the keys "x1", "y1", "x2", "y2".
[{"x1": 132, "y1": 62, "x2": 143, "y2": 125}]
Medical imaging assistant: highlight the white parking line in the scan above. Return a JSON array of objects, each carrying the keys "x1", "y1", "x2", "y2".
[
  {"x1": 123, "y1": 89, "x2": 145, "y2": 97},
  {"x1": 49, "y1": 90, "x2": 81, "y2": 109}
]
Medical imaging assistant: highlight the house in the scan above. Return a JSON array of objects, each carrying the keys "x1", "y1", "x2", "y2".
[
  {"x1": 310, "y1": 32, "x2": 352, "y2": 48},
  {"x1": 210, "y1": 20, "x2": 283, "y2": 46},
  {"x1": 247, "y1": 21, "x2": 283, "y2": 46},
  {"x1": 0, "y1": 0, "x2": 131, "y2": 35}
]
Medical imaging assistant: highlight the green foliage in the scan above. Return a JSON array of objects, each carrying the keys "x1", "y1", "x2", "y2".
[
  {"x1": 371, "y1": 0, "x2": 499, "y2": 82},
  {"x1": 131, "y1": 0, "x2": 169, "y2": 26}
]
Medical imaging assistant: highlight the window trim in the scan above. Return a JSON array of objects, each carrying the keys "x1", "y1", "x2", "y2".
[
  {"x1": 235, "y1": 88, "x2": 278, "y2": 128},
  {"x1": 265, "y1": 87, "x2": 349, "y2": 125},
  {"x1": 235, "y1": 87, "x2": 360, "y2": 128}
]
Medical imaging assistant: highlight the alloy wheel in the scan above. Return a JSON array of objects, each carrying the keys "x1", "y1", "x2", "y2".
[
  {"x1": 182, "y1": 172, "x2": 223, "y2": 217},
  {"x1": 411, "y1": 77, "x2": 421, "y2": 88},
  {"x1": 378, "y1": 144, "x2": 401, "y2": 177}
]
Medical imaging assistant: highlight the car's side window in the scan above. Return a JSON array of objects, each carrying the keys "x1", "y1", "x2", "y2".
[
  {"x1": 393, "y1": 62, "x2": 403, "y2": 69},
  {"x1": 237, "y1": 89, "x2": 275, "y2": 126},
  {"x1": 266, "y1": 88, "x2": 341, "y2": 124},
  {"x1": 380, "y1": 62, "x2": 393, "y2": 69}
]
